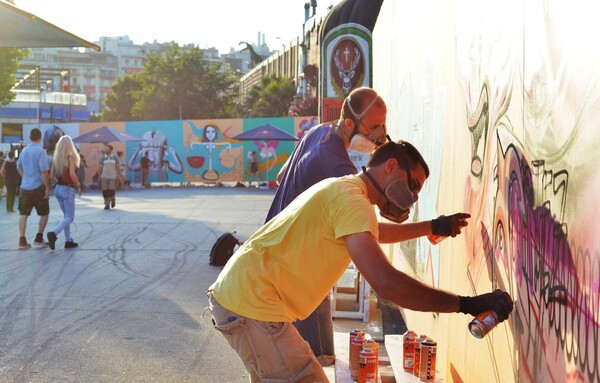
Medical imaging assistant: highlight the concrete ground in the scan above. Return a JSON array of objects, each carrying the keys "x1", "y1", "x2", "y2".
[{"x1": 0, "y1": 185, "x2": 385, "y2": 383}]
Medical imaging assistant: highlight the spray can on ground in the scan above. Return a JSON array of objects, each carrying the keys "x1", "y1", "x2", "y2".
[
  {"x1": 403, "y1": 330, "x2": 418, "y2": 371},
  {"x1": 418, "y1": 338, "x2": 437, "y2": 382},
  {"x1": 412, "y1": 334, "x2": 428, "y2": 376},
  {"x1": 349, "y1": 330, "x2": 366, "y2": 378},
  {"x1": 468, "y1": 310, "x2": 500, "y2": 338},
  {"x1": 358, "y1": 340, "x2": 379, "y2": 383}
]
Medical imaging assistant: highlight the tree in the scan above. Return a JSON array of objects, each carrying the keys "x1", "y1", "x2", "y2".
[
  {"x1": 245, "y1": 75, "x2": 296, "y2": 117},
  {"x1": 102, "y1": 44, "x2": 240, "y2": 121},
  {"x1": 102, "y1": 75, "x2": 143, "y2": 121},
  {"x1": 0, "y1": 48, "x2": 28, "y2": 106}
]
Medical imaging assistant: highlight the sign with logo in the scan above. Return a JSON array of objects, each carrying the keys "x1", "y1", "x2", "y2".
[{"x1": 321, "y1": 23, "x2": 372, "y2": 123}]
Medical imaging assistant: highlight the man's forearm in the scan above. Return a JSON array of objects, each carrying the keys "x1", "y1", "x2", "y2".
[
  {"x1": 378, "y1": 220, "x2": 432, "y2": 243},
  {"x1": 376, "y1": 270, "x2": 460, "y2": 313}
]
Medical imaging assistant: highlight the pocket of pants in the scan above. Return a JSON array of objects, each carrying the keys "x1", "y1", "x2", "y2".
[{"x1": 213, "y1": 315, "x2": 245, "y2": 333}]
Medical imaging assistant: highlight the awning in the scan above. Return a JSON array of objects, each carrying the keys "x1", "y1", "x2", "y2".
[{"x1": 0, "y1": 0, "x2": 100, "y2": 51}]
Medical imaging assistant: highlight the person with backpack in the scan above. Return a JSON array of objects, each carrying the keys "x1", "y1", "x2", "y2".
[{"x1": 98, "y1": 144, "x2": 119, "y2": 210}]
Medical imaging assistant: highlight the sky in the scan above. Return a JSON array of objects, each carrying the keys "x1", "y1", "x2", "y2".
[{"x1": 16, "y1": 0, "x2": 340, "y2": 53}]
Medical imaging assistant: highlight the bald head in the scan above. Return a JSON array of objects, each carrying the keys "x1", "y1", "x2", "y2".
[
  {"x1": 337, "y1": 87, "x2": 388, "y2": 150},
  {"x1": 341, "y1": 87, "x2": 386, "y2": 121}
]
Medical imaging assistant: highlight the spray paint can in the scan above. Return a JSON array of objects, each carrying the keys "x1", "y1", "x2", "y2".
[
  {"x1": 418, "y1": 338, "x2": 437, "y2": 382},
  {"x1": 403, "y1": 330, "x2": 418, "y2": 371},
  {"x1": 469, "y1": 310, "x2": 500, "y2": 339},
  {"x1": 363, "y1": 339, "x2": 379, "y2": 365},
  {"x1": 412, "y1": 334, "x2": 428, "y2": 376},
  {"x1": 358, "y1": 341, "x2": 379, "y2": 383},
  {"x1": 349, "y1": 330, "x2": 366, "y2": 378},
  {"x1": 427, "y1": 233, "x2": 447, "y2": 245}
]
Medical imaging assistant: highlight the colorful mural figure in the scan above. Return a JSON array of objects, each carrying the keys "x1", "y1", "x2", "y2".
[
  {"x1": 190, "y1": 125, "x2": 233, "y2": 181},
  {"x1": 22, "y1": 118, "x2": 305, "y2": 186},
  {"x1": 43, "y1": 125, "x2": 65, "y2": 156},
  {"x1": 296, "y1": 116, "x2": 319, "y2": 140},
  {"x1": 127, "y1": 130, "x2": 183, "y2": 182},
  {"x1": 184, "y1": 121, "x2": 241, "y2": 183}
]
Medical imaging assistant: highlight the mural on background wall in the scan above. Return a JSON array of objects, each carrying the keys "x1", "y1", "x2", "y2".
[
  {"x1": 238, "y1": 118, "x2": 299, "y2": 184},
  {"x1": 296, "y1": 116, "x2": 319, "y2": 141},
  {"x1": 124, "y1": 121, "x2": 184, "y2": 184},
  {"x1": 183, "y1": 119, "x2": 243, "y2": 183},
  {"x1": 375, "y1": 1, "x2": 600, "y2": 382},
  {"x1": 24, "y1": 117, "x2": 314, "y2": 186}
]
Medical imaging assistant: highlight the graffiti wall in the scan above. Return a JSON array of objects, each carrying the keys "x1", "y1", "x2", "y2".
[
  {"x1": 373, "y1": 1, "x2": 600, "y2": 382},
  {"x1": 24, "y1": 117, "x2": 317, "y2": 187}
]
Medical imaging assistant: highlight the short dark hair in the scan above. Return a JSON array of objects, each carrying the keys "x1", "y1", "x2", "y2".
[
  {"x1": 367, "y1": 140, "x2": 430, "y2": 178},
  {"x1": 106, "y1": 144, "x2": 113, "y2": 150},
  {"x1": 30, "y1": 128, "x2": 42, "y2": 141}
]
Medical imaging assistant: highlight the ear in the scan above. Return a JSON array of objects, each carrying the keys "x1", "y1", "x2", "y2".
[
  {"x1": 384, "y1": 158, "x2": 398, "y2": 175},
  {"x1": 343, "y1": 117, "x2": 355, "y2": 132}
]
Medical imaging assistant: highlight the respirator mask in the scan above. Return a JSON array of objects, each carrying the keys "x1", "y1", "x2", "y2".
[
  {"x1": 350, "y1": 125, "x2": 387, "y2": 153},
  {"x1": 346, "y1": 95, "x2": 387, "y2": 153},
  {"x1": 362, "y1": 159, "x2": 415, "y2": 223}
]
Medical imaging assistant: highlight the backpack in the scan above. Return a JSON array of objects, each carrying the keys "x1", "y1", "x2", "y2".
[{"x1": 209, "y1": 232, "x2": 241, "y2": 266}]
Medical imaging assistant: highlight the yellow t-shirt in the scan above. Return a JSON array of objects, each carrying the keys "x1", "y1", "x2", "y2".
[{"x1": 209, "y1": 174, "x2": 378, "y2": 322}]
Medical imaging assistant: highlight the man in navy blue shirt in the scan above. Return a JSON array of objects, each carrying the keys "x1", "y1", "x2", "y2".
[
  {"x1": 267, "y1": 87, "x2": 469, "y2": 366},
  {"x1": 267, "y1": 87, "x2": 390, "y2": 365}
]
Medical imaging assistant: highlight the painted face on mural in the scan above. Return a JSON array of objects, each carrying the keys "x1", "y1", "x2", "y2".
[{"x1": 204, "y1": 126, "x2": 217, "y2": 142}]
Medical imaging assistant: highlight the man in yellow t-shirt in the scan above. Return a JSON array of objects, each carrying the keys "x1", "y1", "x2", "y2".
[{"x1": 207, "y1": 140, "x2": 513, "y2": 383}]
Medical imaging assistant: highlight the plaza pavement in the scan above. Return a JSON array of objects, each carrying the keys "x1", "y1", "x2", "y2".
[
  {"x1": 0, "y1": 184, "x2": 382, "y2": 383},
  {"x1": 0, "y1": 185, "x2": 277, "y2": 383}
]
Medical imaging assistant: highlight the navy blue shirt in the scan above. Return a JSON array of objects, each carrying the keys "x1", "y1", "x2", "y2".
[{"x1": 266, "y1": 123, "x2": 357, "y2": 222}]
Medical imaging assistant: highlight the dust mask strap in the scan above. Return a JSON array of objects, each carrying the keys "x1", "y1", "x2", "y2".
[{"x1": 347, "y1": 95, "x2": 381, "y2": 121}]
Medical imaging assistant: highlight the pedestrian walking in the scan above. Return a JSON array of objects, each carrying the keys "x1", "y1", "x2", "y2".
[
  {"x1": 140, "y1": 152, "x2": 150, "y2": 187},
  {"x1": 17, "y1": 128, "x2": 50, "y2": 249},
  {"x1": 98, "y1": 144, "x2": 119, "y2": 210},
  {"x1": 249, "y1": 151, "x2": 261, "y2": 187},
  {"x1": 1, "y1": 151, "x2": 21, "y2": 212},
  {"x1": 47, "y1": 135, "x2": 82, "y2": 250},
  {"x1": 116, "y1": 151, "x2": 127, "y2": 190},
  {"x1": 77, "y1": 151, "x2": 87, "y2": 191}
]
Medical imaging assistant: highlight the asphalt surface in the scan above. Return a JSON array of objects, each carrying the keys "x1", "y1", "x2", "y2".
[{"x1": 0, "y1": 184, "x2": 276, "y2": 383}]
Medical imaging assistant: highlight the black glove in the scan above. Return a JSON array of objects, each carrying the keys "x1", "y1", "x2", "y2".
[
  {"x1": 431, "y1": 213, "x2": 471, "y2": 237},
  {"x1": 458, "y1": 289, "x2": 514, "y2": 322}
]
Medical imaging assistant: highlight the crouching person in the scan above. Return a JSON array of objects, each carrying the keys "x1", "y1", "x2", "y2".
[{"x1": 206, "y1": 140, "x2": 513, "y2": 382}]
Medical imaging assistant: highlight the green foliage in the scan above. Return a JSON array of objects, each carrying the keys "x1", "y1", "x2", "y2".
[
  {"x1": 0, "y1": 48, "x2": 28, "y2": 106},
  {"x1": 103, "y1": 75, "x2": 143, "y2": 121},
  {"x1": 102, "y1": 44, "x2": 240, "y2": 121},
  {"x1": 245, "y1": 75, "x2": 296, "y2": 117}
]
